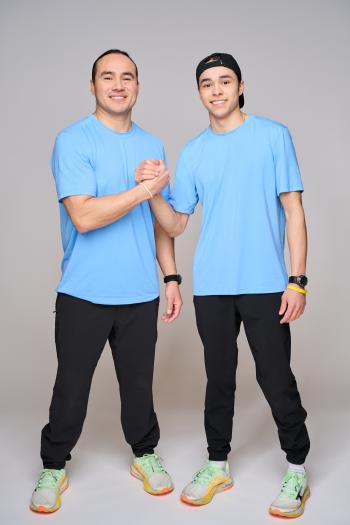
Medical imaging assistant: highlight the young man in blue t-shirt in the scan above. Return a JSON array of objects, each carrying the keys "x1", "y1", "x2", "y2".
[
  {"x1": 136, "y1": 53, "x2": 310, "y2": 518},
  {"x1": 30, "y1": 49, "x2": 183, "y2": 513}
]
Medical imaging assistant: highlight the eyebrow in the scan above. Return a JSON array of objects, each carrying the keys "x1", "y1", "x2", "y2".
[
  {"x1": 100, "y1": 70, "x2": 135, "y2": 78},
  {"x1": 200, "y1": 74, "x2": 233, "y2": 84}
]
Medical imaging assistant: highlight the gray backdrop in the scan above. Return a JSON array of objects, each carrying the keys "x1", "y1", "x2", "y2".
[{"x1": 1, "y1": 0, "x2": 349, "y2": 522}]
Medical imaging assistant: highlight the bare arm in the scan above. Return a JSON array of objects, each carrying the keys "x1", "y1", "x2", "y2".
[
  {"x1": 63, "y1": 186, "x2": 149, "y2": 233},
  {"x1": 280, "y1": 191, "x2": 307, "y2": 275},
  {"x1": 154, "y1": 221, "x2": 182, "y2": 323},
  {"x1": 155, "y1": 220, "x2": 177, "y2": 275},
  {"x1": 278, "y1": 191, "x2": 308, "y2": 323},
  {"x1": 63, "y1": 167, "x2": 169, "y2": 234},
  {"x1": 150, "y1": 195, "x2": 189, "y2": 237}
]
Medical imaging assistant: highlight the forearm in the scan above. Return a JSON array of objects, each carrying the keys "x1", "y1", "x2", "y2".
[
  {"x1": 285, "y1": 206, "x2": 307, "y2": 275},
  {"x1": 154, "y1": 221, "x2": 177, "y2": 276},
  {"x1": 68, "y1": 185, "x2": 149, "y2": 233},
  {"x1": 150, "y1": 195, "x2": 183, "y2": 237}
]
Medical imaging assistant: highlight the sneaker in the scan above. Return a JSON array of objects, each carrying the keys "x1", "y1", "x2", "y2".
[
  {"x1": 131, "y1": 453, "x2": 174, "y2": 495},
  {"x1": 181, "y1": 461, "x2": 233, "y2": 506},
  {"x1": 30, "y1": 468, "x2": 68, "y2": 513},
  {"x1": 269, "y1": 470, "x2": 310, "y2": 518}
]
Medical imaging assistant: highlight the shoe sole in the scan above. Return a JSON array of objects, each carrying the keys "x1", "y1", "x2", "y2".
[
  {"x1": 269, "y1": 486, "x2": 311, "y2": 518},
  {"x1": 180, "y1": 479, "x2": 234, "y2": 506},
  {"x1": 130, "y1": 465, "x2": 174, "y2": 495},
  {"x1": 30, "y1": 476, "x2": 69, "y2": 513}
]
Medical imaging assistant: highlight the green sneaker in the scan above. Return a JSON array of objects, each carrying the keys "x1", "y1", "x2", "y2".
[
  {"x1": 30, "y1": 468, "x2": 68, "y2": 513},
  {"x1": 131, "y1": 453, "x2": 174, "y2": 495},
  {"x1": 181, "y1": 461, "x2": 233, "y2": 506},
  {"x1": 269, "y1": 470, "x2": 310, "y2": 518}
]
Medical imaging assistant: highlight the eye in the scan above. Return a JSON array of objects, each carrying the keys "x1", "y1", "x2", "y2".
[
  {"x1": 103, "y1": 76, "x2": 112, "y2": 80},
  {"x1": 223, "y1": 80, "x2": 230, "y2": 85}
]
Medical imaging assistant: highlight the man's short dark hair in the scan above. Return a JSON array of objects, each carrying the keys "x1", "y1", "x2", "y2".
[{"x1": 91, "y1": 49, "x2": 138, "y2": 83}]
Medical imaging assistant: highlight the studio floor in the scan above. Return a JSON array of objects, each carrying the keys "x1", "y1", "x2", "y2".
[{"x1": 1, "y1": 403, "x2": 348, "y2": 525}]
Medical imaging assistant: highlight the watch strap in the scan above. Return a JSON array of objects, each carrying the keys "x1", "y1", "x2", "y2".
[{"x1": 164, "y1": 274, "x2": 182, "y2": 284}]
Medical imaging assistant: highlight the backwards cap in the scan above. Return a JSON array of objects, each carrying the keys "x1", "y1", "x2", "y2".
[{"x1": 196, "y1": 52, "x2": 244, "y2": 108}]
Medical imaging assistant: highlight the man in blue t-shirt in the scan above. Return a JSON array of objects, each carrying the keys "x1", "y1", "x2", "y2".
[
  {"x1": 30, "y1": 49, "x2": 183, "y2": 514},
  {"x1": 136, "y1": 53, "x2": 310, "y2": 518}
]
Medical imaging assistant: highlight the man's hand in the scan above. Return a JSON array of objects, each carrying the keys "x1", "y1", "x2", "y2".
[
  {"x1": 135, "y1": 159, "x2": 164, "y2": 183},
  {"x1": 279, "y1": 288, "x2": 306, "y2": 324},
  {"x1": 161, "y1": 282, "x2": 182, "y2": 323},
  {"x1": 136, "y1": 159, "x2": 169, "y2": 197}
]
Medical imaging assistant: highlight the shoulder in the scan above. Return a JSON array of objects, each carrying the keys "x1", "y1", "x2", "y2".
[
  {"x1": 132, "y1": 123, "x2": 164, "y2": 150},
  {"x1": 54, "y1": 116, "x2": 93, "y2": 150},
  {"x1": 178, "y1": 128, "x2": 210, "y2": 161},
  {"x1": 251, "y1": 115, "x2": 289, "y2": 134},
  {"x1": 250, "y1": 115, "x2": 294, "y2": 150}
]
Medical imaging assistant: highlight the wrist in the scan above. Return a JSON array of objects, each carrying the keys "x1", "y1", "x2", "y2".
[
  {"x1": 164, "y1": 274, "x2": 182, "y2": 285},
  {"x1": 289, "y1": 274, "x2": 308, "y2": 288},
  {"x1": 287, "y1": 284, "x2": 307, "y2": 295},
  {"x1": 137, "y1": 182, "x2": 152, "y2": 201},
  {"x1": 288, "y1": 282, "x2": 304, "y2": 290},
  {"x1": 165, "y1": 280, "x2": 179, "y2": 288}
]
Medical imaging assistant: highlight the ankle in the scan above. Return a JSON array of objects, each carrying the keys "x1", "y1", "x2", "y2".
[{"x1": 287, "y1": 463, "x2": 306, "y2": 475}]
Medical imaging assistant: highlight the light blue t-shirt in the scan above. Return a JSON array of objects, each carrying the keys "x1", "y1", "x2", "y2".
[
  {"x1": 51, "y1": 114, "x2": 169, "y2": 305},
  {"x1": 170, "y1": 115, "x2": 304, "y2": 295}
]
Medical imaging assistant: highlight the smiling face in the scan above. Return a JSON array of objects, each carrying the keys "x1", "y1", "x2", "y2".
[
  {"x1": 90, "y1": 53, "x2": 139, "y2": 118},
  {"x1": 198, "y1": 66, "x2": 244, "y2": 120}
]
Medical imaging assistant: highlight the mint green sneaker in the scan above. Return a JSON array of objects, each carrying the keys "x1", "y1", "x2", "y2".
[
  {"x1": 269, "y1": 470, "x2": 310, "y2": 518},
  {"x1": 131, "y1": 453, "x2": 174, "y2": 495},
  {"x1": 30, "y1": 468, "x2": 68, "y2": 513},
  {"x1": 181, "y1": 461, "x2": 233, "y2": 506}
]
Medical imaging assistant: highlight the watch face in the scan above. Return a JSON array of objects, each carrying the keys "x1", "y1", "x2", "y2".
[
  {"x1": 178, "y1": 274, "x2": 183, "y2": 285},
  {"x1": 299, "y1": 275, "x2": 308, "y2": 286}
]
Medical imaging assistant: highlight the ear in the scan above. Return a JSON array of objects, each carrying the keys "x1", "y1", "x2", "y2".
[
  {"x1": 239, "y1": 80, "x2": 245, "y2": 96},
  {"x1": 90, "y1": 80, "x2": 95, "y2": 96}
]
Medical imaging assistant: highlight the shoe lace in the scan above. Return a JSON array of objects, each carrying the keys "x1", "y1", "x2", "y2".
[
  {"x1": 280, "y1": 471, "x2": 304, "y2": 499},
  {"x1": 37, "y1": 469, "x2": 61, "y2": 489},
  {"x1": 193, "y1": 464, "x2": 223, "y2": 485},
  {"x1": 137, "y1": 453, "x2": 166, "y2": 475}
]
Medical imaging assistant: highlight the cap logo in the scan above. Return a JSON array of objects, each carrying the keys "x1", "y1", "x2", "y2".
[{"x1": 205, "y1": 54, "x2": 223, "y2": 65}]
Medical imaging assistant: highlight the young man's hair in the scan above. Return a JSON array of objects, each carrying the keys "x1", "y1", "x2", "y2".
[{"x1": 91, "y1": 49, "x2": 139, "y2": 83}]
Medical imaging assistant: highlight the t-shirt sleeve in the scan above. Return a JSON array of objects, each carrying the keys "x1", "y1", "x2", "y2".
[
  {"x1": 169, "y1": 149, "x2": 198, "y2": 215},
  {"x1": 159, "y1": 145, "x2": 170, "y2": 203},
  {"x1": 274, "y1": 126, "x2": 304, "y2": 196},
  {"x1": 51, "y1": 131, "x2": 97, "y2": 201}
]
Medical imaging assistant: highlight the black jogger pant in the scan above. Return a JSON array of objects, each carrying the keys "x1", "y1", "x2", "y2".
[
  {"x1": 41, "y1": 293, "x2": 160, "y2": 469},
  {"x1": 193, "y1": 293, "x2": 310, "y2": 464}
]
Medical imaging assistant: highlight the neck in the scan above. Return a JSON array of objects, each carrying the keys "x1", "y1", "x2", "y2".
[
  {"x1": 94, "y1": 107, "x2": 132, "y2": 132},
  {"x1": 209, "y1": 107, "x2": 246, "y2": 133}
]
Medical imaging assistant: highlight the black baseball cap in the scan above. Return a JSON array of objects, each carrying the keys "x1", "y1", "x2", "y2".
[{"x1": 196, "y1": 52, "x2": 244, "y2": 108}]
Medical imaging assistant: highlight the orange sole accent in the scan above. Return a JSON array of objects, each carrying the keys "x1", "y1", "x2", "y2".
[
  {"x1": 31, "y1": 504, "x2": 59, "y2": 514},
  {"x1": 29, "y1": 478, "x2": 68, "y2": 514},
  {"x1": 269, "y1": 487, "x2": 310, "y2": 519},
  {"x1": 180, "y1": 481, "x2": 234, "y2": 506}
]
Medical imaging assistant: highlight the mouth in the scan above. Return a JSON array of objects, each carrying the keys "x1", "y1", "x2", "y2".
[
  {"x1": 109, "y1": 94, "x2": 128, "y2": 101},
  {"x1": 210, "y1": 99, "x2": 227, "y2": 106}
]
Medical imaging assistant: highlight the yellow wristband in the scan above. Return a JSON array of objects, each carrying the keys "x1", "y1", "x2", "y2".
[{"x1": 287, "y1": 284, "x2": 307, "y2": 295}]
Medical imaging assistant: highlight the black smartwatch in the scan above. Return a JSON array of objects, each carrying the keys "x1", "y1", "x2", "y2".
[
  {"x1": 288, "y1": 275, "x2": 308, "y2": 288},
  {"x1": 164, "y1": 274, "x2": 182, "y2": 285}
]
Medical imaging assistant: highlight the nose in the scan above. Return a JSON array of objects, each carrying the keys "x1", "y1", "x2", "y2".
[
  {"x1": 212, "y1": 81, "x2": 223, "y2": 96},
  {"x1": 111, "y1": 78, "x2": 125, "y2": 91}
]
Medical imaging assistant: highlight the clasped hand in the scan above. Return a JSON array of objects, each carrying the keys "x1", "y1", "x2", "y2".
[{"x1": 135, "y1": 159, "x2": 169, "y2": 196}]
